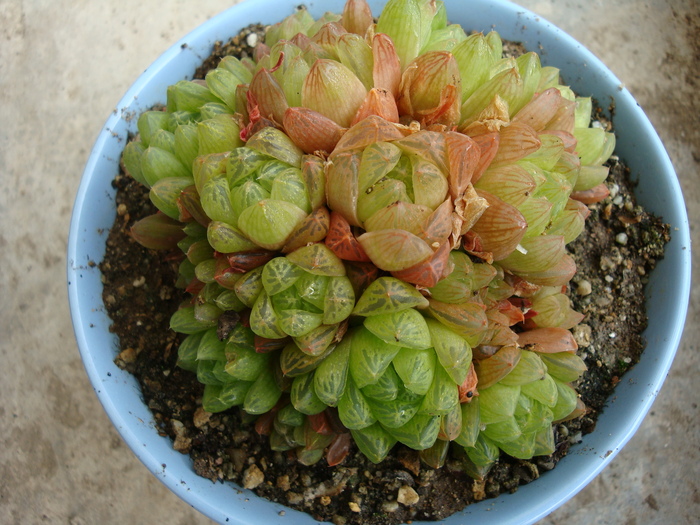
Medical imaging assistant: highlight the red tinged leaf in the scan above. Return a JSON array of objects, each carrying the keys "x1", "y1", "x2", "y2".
[
  {"x1": 458, "y1": 363, "x2": 479, "y2": 403},
  {"x1": 518, "y1": 327, "x2": 579, "y2": 353},
  {"x1": 214, "y1": 260, "x2": 242, "y2": 290},
  {"x1": 344, "y1": 260, "x2": 380, "y2": 298},
  {"x1": 325, "y1": 211, "x2": 371, "y2": 262},
  {"x1": 571, "y1": 183, "x2": 610, "y2": 204},
  {"x1": 372, "y1": 33, "x2": 401, "y2": 97},
  {"x1": 255, "y1": 335, "x2": 290, "y2": 354},
  {"x1": 226, "y1": 250, "x2": 278, "y2": 273},
  {"x1": 512, "y1": 87, "x2": 563, "y2": 131},
  {"x1": 185, "y1": 278, "x2": 206, "y2": 296},
  {"x1": 341, "y1": 0, "x2": 373, "y2": 35},
  {"x1": 352, "y1": 87, "x2": 400, "y2": 125},
  {"x1": 471, "y1": 190, "x2": 527, "y2": 261},
  {"x1": 254, "y1": 400, "x2": 285, "y2": 435},
  {"x1": 326, "y1": 432, "x2": 352, "y2": 466},
  {"x1": 470, "y1": 132, "x2": 499, "y2": 183},
  {"x1": 390, "y1": 241, "x2": 452, "y2": 288},
  {"x1": 445, "y1": 131, "x2": 480, "y2": 201},
  {"x1": 309, "y1": 411, "x2": 334, "y2": 435},
  {"x1": 283, "y1": 107, "x2": 346, "y2": 154},
  {"x1": 282, "y1": 206, "x2": 331, "y2": 254},
  {"x1": 130, "y1": 212, "x2": 186, "y2": 250}
]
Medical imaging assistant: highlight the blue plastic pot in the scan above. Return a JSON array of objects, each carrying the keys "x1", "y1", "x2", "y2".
[{"x1": 67, "y1": 1, "x2": 691, "y2": 523}]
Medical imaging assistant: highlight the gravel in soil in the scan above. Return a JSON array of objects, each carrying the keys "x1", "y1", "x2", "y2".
[{"x1": 98, "y1": 25, "x2": 670, "y2": 525}]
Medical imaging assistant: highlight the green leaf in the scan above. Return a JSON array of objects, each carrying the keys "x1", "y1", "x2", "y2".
[
  {"x1": 349, "y1": 327, "x2": 401, "y2": 388},
  {"x1": 202, "y1": 382, "x2": 252, "y2": 413},
  {"x1": 454, "y1": 397, "x2": 480, "y2": 448},
  {"x1": 141, "y1": 146, "x2": 191, "y2": 187},
  {"x1": 520, "y1": 373, "x2": 559, "y2": 407},
  {"x1": 323, "y1": 276, "x2": 355, "y2": 324},
  {"x1": 280, "y1": 340, "x2": 334, "y2": 377},
  {"x1": 200, "y1": 176, "x2": 236, "y2": 224},
  {"x1": 551, "y1": 380, "x2": 578, "y2": 421},
  {"x1": 392, "y1": 347, "x2": 436, "y2": 396},
  {"x1": 224, "y1": 344, "x2": 270, "y2": 382},
  {"x1": 291, "y1": 371, "x2": 328, "y2": 415},
  {"x1": 167, "y1": 80, "x2": 221, "y2": 113},
  {"x1": 149, "y1": 177, "x2": 193, "y2": 219},
  {"x1": 137, "y1": 110, "x2": 169, "y2": 147},
  {"x1": 170, "y1": 306, "x2": 217, "y2": 334},
  {"x1": 500, "y1": 349, "x2": 547, "y2": 386},
  {"x1": 246, "y1": 126, "x2": 304, "y2": 168},
  {"x1": 287, "y1": 243, "x2": 347, "y2": 277},
  {"x1": 478, "y1": 383, "x2": 521, "y2": 424},
  {"x1": 367, "y1": 388, "x2": 423, "y2": 429},
  {"x1": 463, "y1": 434, "x2": 500, "y2": 476},
  {"x1": 483, "y1": 416, "x2": 522, "y2": 444},
  {"x1": 350, "y1": 423, "x2": 397, "y2": 464},
  {"x1": 361, "y1": 364, "x2": 401, "y2": 402},
  {"x1": 278, "y1": 309, "x2": 324, "y2": 338},
  {"x1": 237, "y1": 199, "x2": 307, "y2": 251},
  {"x1": 425, "y1": 319, "x2": 472, "y2": 385},
  {"x1": 363, "y1": 309, "x2": 431, "y2": 349},
  {"x1": 233, "y1": 267, "x2": 264, "y2": 308},
  {"x1": 539, "y1": 352, "x2": 588, "y2": 383},
  {"x1": 418, "y1": 364, "x2": 459, "y2": 416},
  {"x1": 352, "y1": 277, "x2": 429, "y2": 316},
  {"x1": 207, "y1": 221, "x2": 259, "y2": 254},
  {"x1": 177, "y1": 332, "x2": 205, "y2": 372},
  {"x1": 196, "y1": 328, "x2": 225, "y2": 361},
  {"x1": 197, "y1": 114, "x2": 242, "y2": 156},
  {"x1": 250, "y1": 291, "x2": 287, "y2": 339},
  {"x1": 338, "y1": 374, "x2": 376, "y2": 429},
  {"x1": 496, "y1": 429, "x2": 537, "y2": 459},
  {"x1": 314, "y1": 337, "x2": 351, "y2": 406},
  {"x1": 262, "y1": 256, "x2": 304, "y2": 296},
  {"x1": 386, "y1": 413, "x2": 441, "y2": 451},
  {"x1": 243, "y1": 368, "x2": 282, "y2": 415},
  {"x1": 293, "y1": 323, "x2": 339, "y2": 357}
]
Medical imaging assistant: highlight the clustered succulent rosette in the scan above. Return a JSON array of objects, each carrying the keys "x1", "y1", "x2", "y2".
[{"x1": 125, "y1": 0, "x2": 614, "y2": 476}]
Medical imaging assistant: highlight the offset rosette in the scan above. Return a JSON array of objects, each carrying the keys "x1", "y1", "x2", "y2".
[
  {"x1": 309, "y1": 276, "x2": 475, "y2": 464},
  {"x1": 458, "y1": 328, "x2": 586, "y2": 478},
  {"x1": 197, "y1": 126, "x2": 329, "y2": 255},
  {"x1": 325, "y1": 116, "x2": 483, "y2": 287}
]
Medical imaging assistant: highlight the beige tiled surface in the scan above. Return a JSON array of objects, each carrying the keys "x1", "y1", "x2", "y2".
[{"x1": 1, "y1": 1, "x2": 697, "y2": 524}]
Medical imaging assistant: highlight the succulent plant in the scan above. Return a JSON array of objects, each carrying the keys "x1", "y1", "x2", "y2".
[{"x1": 126, "y1": 0, "x2": 614, "y2": 475}]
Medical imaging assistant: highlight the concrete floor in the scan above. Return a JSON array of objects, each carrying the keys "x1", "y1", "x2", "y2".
[{"x1": 1, "y1": 0, "x2": 697, "y2": 524}]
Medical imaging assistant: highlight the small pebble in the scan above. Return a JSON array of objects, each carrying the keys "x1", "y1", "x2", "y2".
[
  {"x1": 382, "y1": 500, "x2": 400, "y2": 513},
  {"x1": 397, "y1": 485, "x2": 420, "y2": 506},
  {"x1": 348, "y1": 502, "x2": 361, "y2": 513},
  {"x1": 615, "y1": 232, "x2": 628, "y2": 245},
  {"x1": 242, "y1": 464, "x2": 265, "y2": 490},
  {"x1": 277, "y1": 475, "x2": 291, "y2": 491},
  {"x1": 246, "y1": 32, "x2": 258, "y2": 47},
  {"x1": 192, "y1": 407, "x2": 211, "y2": 429},
  {"x1": 576, "y1": 280, "x2": 592, "y2": 296},
  {"x1": 287, "y1": 492, "x2": 303, "y2": 505}
]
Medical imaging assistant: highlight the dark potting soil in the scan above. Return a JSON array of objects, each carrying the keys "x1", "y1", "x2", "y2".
[{"x1": 98, "y1": 25, "x2": 670, "y2": 525}]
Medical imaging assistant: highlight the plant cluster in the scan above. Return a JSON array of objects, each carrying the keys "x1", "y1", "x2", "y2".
[{"x1": 124, "y1": 0, "x2": 614, "y2": 477}]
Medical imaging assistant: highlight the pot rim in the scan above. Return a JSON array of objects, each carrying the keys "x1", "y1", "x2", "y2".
[{"x1": 67, "y1": 1, "x2": 691, "y2": 524}]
